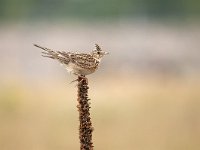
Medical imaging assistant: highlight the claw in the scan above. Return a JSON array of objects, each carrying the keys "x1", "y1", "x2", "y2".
[
  {"x1": 70, "y1": 79, "x2": 79, "y2": 84},
  {"x1": 70, "y1": 75, "x2": 88, "y2": 84}
]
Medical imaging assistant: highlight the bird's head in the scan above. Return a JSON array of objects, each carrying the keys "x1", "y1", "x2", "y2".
[{"x1": 91, "y1": 44, "x2": 109, "y2": 60}]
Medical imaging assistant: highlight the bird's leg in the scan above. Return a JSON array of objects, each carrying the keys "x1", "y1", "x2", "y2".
[
  {"x1": 69, "y1": 73, "x2": 80, "y2": 84},
  {"x1": 70, "y1": 79, "x2": 79, "y2": 84},
  {"x1": 70, "y1": 74, "x2": 88, "y2": 85},
  {"x1": 70, "y1": 74, "x2": 87, "y2": 84}
]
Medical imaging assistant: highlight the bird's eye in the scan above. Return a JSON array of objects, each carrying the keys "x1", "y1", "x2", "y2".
[{"x1": 97, "y1": 51, "x2": 100, "y2": 54}]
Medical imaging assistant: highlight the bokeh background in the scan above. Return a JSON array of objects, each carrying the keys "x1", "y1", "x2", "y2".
[{"x1": 0, "y1": 0, "x2": 200, "y2": 150}]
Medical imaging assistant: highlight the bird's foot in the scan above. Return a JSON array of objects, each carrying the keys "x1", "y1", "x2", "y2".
[
  {"x1": 70, "y1": 75, "x2": 88, "y2": 85},
  {"x1": 78, "y1": 75, "x2": 88, "y2": 84},
  {"x1": 70, "y1": 79, "x2": 79, "y2": 84}
]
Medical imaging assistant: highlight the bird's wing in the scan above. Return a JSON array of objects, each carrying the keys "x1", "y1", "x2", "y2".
[{"x1": 70, "y1": 53, "x2": 99, "y2": 69}]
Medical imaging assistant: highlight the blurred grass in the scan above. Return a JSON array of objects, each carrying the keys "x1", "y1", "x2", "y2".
[
  {"x1": 1, "y1": 0, "x2": 200, "y2": 21},
  {"x1": 0, "y1": 75, "x2": 200, "y2": 150}
]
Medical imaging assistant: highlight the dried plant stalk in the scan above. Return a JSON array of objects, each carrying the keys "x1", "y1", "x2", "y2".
[{"x1": 77, "y1": 76, "x2": 94, "y2": 150}]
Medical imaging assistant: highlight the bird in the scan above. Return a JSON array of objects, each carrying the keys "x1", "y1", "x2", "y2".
[{"x1": 34, "y1": 44, "x2": 108, "y2": 80}]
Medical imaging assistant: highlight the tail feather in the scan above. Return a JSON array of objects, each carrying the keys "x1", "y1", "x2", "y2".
[
  {"x1": 41, "y1": 54, "x2": 55, "y2": 59},
  {"x1": 34, "y1": 44, "x2": 70, "y2": 64},
  {"x1": 34, "y1": 44, "x2": 58, "y2": 59},
  {"x1": 34, "y1": 44, "x2": 51, "y2": 51}
]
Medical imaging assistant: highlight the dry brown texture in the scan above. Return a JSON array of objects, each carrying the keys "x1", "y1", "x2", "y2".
[{"x1": 77, "y1": 76, "x2": 94, "y2": 150}]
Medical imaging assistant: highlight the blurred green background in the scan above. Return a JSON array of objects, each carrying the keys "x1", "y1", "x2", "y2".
[{"x1": 0, "y1": 0, "x2": 200, "y2": 150}]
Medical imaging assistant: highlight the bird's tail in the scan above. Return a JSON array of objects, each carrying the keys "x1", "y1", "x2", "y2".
[
  {"x1": 34, "y1": 44, "x2": 70, "y2": 64},
  {"x1": 33, "y1": 44, "x2": 59, "y2": 59}
]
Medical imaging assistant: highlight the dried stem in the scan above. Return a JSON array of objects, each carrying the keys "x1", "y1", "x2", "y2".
[{"x1": 77, "y1": 76, "x2": 94, "y2": 150}]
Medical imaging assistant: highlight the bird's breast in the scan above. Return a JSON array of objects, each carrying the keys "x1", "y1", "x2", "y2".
[{"x1": 65, "y1": 62, "x2": 96, "y2": 75}]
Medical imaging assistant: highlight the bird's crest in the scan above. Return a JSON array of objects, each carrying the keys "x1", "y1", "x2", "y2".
[{"x1": 95, "y1": 44, "x2": 102, "y2": 51}]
